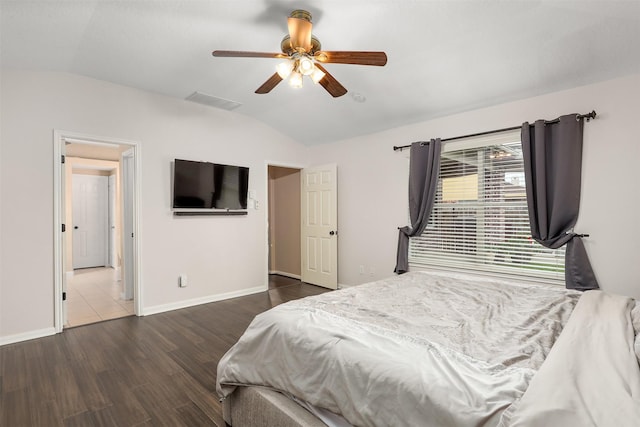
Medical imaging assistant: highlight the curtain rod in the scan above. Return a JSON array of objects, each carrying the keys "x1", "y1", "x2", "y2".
[{"x1": 392, "y1": 110, "x2": 597, "y2": 152}]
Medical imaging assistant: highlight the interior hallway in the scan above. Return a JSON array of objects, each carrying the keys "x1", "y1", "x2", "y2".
[{"x1": 65, "y1": 267, "x2": 134, "y2": 327}]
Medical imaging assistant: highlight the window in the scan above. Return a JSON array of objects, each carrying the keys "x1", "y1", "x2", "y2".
[{"x1": 409, "y1": 130, "x2": 564, "y2": 282}]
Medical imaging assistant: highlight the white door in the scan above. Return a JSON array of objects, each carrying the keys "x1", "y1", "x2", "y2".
[
  {"x1": 108, "y1": 174, "x2": 117, "y2": 268},
  {"x1": 72, "y1": 174, "x2": 108, "y2": 269},
  {"x1": 122, "y1": 149, "x2": 135, "y2": 300},
  {"x1": 301, "y1": 164, "x2": 338, "y2": 289}
]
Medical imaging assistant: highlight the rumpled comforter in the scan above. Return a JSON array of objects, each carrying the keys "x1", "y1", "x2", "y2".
[
  {"x1": 502, "y1": 290, "x2": 640, "y2": 427},
  {"x1": 217, "y1": 271, "x2": 581, "y2": 427}
]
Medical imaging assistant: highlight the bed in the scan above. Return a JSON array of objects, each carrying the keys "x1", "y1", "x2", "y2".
[{"x1": 217, "y1": 271, "x2": 640, "y2": 427}]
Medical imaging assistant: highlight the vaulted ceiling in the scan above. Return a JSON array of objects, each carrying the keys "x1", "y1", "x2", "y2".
[{"x1": 2, "y1": 1, "x2": 639, "y2": 145}]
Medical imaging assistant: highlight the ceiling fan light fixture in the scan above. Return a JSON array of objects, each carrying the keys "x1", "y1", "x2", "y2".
[
  {"x1": 289, "y1": 71, "x2": 303, "y2": 88},
  {"x1": 298, "y1": 56, "x2": 315, "y2": 76},
  {"x1": 310, "y1": 67, "x2": 326, "y2": 84},
  {"x1": 212, "y1": 9, "x2": 387, "y2": 97},
  {"x1": 276, "y1": 61, "x2": 294, "y2": 79}
]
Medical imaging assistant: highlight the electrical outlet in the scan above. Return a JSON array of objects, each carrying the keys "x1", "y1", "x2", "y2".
[
  {"x1": 359, "y1": 265, "x2": 365, "y2": 274},
  {"x1": 179, "y1": 274, "x2": 188, "y2": 287},
  {"x1": 369, "y1": 266, "x2": 376, "y2": 276},
  {"x1": 254, "y1": 200, "x2": 260, "y2": 210}
]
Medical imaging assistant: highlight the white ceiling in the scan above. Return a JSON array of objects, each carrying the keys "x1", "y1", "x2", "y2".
[{"x1": 2, "y1": 1, "x2": 639, "y2": 145}]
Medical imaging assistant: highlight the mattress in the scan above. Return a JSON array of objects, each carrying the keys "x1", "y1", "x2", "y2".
[{"x1": 217, "y1": 271, "x2": 583, "y2": 426}]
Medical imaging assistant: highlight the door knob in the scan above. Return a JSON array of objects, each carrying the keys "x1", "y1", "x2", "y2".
[{"x1": 329, "y1": 230, "x2": 337, "y2": 236}]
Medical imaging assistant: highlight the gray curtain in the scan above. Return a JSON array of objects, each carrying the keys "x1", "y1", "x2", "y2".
[
  {"x1": 521, "y1": 114, "x2": 599, "y2": 290},
  {"x1": 394, "y1": 139, "x2": 442, "y2": 274}
]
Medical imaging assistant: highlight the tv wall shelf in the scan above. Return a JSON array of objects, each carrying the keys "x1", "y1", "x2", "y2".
[{"x1": 173, "y1": 211, "x2": 248, "y2": 216}]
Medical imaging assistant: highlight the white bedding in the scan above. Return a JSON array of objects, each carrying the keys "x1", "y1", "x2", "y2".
[
  {"x1": 503, "y1": 290, "x2": 640, "y2": 427},
  {"x1": 632, "y1": 301, "x2": 640, "y2": 365},
  {"x1": 217, "y1": 271, "x2": 581, "y2": 427}
]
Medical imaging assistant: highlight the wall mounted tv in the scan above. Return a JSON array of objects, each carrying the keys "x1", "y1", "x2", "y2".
[{"x1": 172, "y1": 159, "x2": 249, "y2": 211}]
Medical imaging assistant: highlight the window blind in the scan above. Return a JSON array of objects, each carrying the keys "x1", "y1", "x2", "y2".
[{"x1": 409, "y1": 131, "x2": 565, "y2": 282}]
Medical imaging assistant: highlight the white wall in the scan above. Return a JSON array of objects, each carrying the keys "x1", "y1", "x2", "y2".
[
  {"x1": 308, "y1": 74, "x2": 640, "y2": 299},
  {"x1": 2, "y1": 70, "x2": 639, "y2": 344},
  {"x1": 0, "y1": 70, "x2": 306, "y2": 340}
]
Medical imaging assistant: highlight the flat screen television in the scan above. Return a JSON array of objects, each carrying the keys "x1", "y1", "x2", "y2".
[{"x1": 172, "y1": 159, "x2": 249, "y2": 210}]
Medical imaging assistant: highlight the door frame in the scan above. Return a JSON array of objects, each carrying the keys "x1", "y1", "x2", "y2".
[
  {"x1": 264, "y1": 161, "x2": 305, "y2": 289},
  {"x1": 53, "y1": 130, "x2": 142, "y2": 333},
  {"x1": 121, "y1": 148, "x2": 135, "y2": 301}
]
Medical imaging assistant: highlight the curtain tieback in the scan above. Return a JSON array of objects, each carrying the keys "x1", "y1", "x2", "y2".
[
  {"x1": 535, "y1": 232, "x2": 590, "y2": 249},
  {"x1": 397, "y1": 226, "x2": 413, "y2": 236}
]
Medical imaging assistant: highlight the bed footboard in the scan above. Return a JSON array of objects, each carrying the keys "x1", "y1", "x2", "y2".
[{"x1": 223, "y1": 386, "x2": 327, "y2": 427}]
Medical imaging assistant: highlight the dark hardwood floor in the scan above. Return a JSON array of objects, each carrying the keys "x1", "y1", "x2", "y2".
[
  {"x1": 268, "y1": 273, "x2": 303, "y2": 289},
  {"x1": 0, "y1": 282, "x2": 329, "y2": 426}
]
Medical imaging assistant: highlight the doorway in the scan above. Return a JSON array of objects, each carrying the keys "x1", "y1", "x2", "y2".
[
  {"x1": 267, "y1": 165, "x2": 302, "y2": 289},
  {"x1": 266, "y1": 163, "x2": 339, "y2": 291},
  {"x1": 53, "y1": 132, "x2": 140, "y2": 331}
]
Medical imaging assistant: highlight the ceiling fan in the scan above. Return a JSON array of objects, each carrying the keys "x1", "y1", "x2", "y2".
[{"x1": 212, "y1": 10, "x2": 387, "y2": 98}]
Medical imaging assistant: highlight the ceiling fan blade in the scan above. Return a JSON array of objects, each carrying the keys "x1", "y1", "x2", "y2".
[
  {"x1": 212, "y1": 50, "x2": 286, "y2": 59},
  {"x1": 255, "y1": 73, "x2": 284, "y2": 94},
  {"x1": 314, "y1": 51, "x2": 387, "y2": 66},
  {"x1": 287, "y1": 17, "x2": 312, "y2": 52},
  {"x1": 314, "y1": 64, "x2": 347, "y2": 98}
]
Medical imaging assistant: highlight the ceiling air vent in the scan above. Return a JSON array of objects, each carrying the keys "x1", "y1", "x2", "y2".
[{"x1": 186, "y1": 91, "x2": 242, "y2": 111}]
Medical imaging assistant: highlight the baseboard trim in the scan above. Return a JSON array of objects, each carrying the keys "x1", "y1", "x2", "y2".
[
  {"x1": 142, "y1": 285, "x2": 267, "y2": 316},
  {"x1": 269, "y1": 271, "x2": 301, "y2": 280},
  {"x1": 0, "y1": 327, "x2": 57, "y2": 347}
]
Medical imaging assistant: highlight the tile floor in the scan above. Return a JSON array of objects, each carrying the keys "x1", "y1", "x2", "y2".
[{"x1": 65, "y1": 267, "x2": 134, "y2": 327}]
